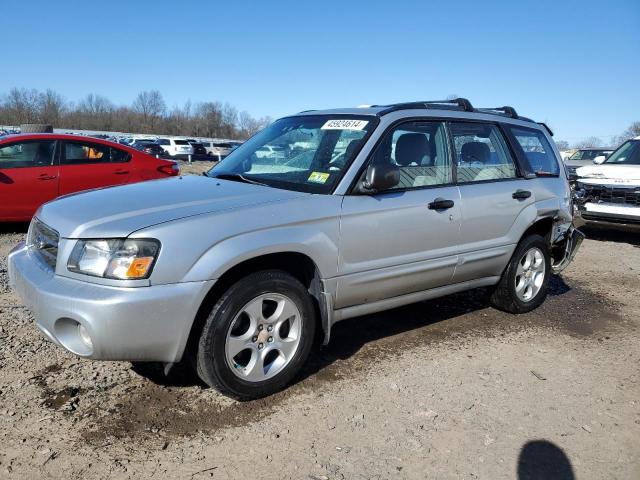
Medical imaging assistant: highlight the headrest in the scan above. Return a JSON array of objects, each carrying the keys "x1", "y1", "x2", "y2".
[
  {"x1": 344, "y1": 139, "x2": 363, "y2": 160},
  {"x1": 461, "y1": 141, "x2": 490, "y2": 164},
  {"x1": 395, "y1": 133, "x2": 430, "y2": 166}
]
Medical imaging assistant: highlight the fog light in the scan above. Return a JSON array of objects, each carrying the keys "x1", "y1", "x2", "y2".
[{"x1": 78, "y1": 324, "x2": 93, "y2": 348}]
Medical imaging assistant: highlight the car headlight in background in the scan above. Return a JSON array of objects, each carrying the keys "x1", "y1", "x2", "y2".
[{"x1": 67, "y1": 239, "x2": 160, "y2": 279}]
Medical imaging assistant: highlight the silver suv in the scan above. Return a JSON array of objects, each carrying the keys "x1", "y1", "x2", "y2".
[{"x1": 8, "y1": 99, "x2": 583, "y2": 399}]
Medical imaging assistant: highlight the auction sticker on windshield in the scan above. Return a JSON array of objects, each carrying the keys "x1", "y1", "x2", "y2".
[
  {"x1": 321, "y1": 119, "x2": 369, "y2": 130},
  {"x1": 308, "y1": 171, "x2": 330, "y2": 184}
]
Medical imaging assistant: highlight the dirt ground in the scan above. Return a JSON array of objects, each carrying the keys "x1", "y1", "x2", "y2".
[{"x1": 0, "y1": 166, "x2": 638, "y2": 479}]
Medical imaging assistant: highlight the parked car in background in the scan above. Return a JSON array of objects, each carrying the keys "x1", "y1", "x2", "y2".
[
  {"x1": 0, "y1": 134, "x2": 179, "y2": 221},
  {"x1": 131, "y1": 139, "x2": 158, "y2": 151},
  {"x1": 574, "y1": 137, "x2": 640, "y2": 225},
  {"x1": 564, "y1": 148, "x2": 614, "y2": 181},
  {"x1": 141, "y1": 142, "x2": 167, "y2": 157},
  {"x1": 255, "y1": 144, "x2": 287, "y2": 161},
  {"x1": 156, "y1": 138, "x2": 194, "y2": 158},
  {"x1": 8, "y1": 99, "x2": 583, "y2": 399},
  {"x1": 189, "y1": 141, "x2": 208, "y2": 156},
  {"x1": 201, "y1": 141, "x2": 236, "y2": 159}
]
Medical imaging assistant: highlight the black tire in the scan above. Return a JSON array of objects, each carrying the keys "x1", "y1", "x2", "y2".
[
  {"x1": 196, "y1": 270, "x2": 316, "y2": 400},
  {"x1": 490, "y1": 234, "x2": 551, "y2": 314}
]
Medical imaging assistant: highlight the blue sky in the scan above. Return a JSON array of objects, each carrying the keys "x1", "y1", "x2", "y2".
[{"x1": 3, "y1": 0, "x2": 639, "y2": 143}]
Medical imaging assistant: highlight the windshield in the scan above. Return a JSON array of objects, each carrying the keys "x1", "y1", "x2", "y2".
[
  {"x1": 605, "y1": 140, "x2": 640, "y2": 165},
  {"x1": 207, "y1": 115, "x2": 377, "y2": 193}
]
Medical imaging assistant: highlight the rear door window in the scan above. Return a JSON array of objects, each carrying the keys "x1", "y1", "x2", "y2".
[
  {"x1": 508, "y1": 127, "x2": 560, "y2": 176},
  {"x1": 449, "y1": 123, "x2": 517, "y2": 183},
  {"x1": 0, "y1": 140, "x2": 56, "y2": 168},
  {"x1": 61, "y1": 141, "x2": 130, "y2": 165}
]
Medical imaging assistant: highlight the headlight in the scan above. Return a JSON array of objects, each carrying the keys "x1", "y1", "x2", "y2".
[{"x1": 67, "y1": 239, "x2": 160, "y2": 279}]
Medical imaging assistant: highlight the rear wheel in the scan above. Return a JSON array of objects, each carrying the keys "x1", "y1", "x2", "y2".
[
  {"x1": 490, "y1": 234, "x2": 551, "y2": 313},
  {"x1": 196, "y1": 270, "x2": 316, "y2": 400}
]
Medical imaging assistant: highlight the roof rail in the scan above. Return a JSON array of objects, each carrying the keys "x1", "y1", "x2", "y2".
[
  {"x1": 376, "y1": 98, "x2": 474, "y2": 115},
  {"x1": 477, "y1": 106, "x2": 518, "y2": 118},
  {"x1": 538, "y1": 122, "x2": 554, "y2": 136}
]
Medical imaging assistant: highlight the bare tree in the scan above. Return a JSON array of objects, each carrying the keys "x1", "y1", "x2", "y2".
[
  {"x1": 554, "y1": 140, "x2": 570, "y2": 151},
  {"x1": 0, "y1": 86, "x2": 268, "y2": 139},
  {"x1": 38, "y1": 89, "x2": 67, "y2": 125},
  {"x1": 573, "y1": 137, "x2": 603, "y2": 149},
  {"x1": 133, "y1": 90, "x2": 166, "y2": 131},
  {"x1": 3, "y1": 88, "x2": 41, "y2": 124}
]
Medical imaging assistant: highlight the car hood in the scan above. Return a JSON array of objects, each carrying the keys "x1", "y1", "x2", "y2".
[
  {"x1": 37, "y1": 175, "x2": 308, "y2": 238},
  {"x1": 575, "y1": 164, "x2": 640, "y2": 186},
  {"x1": 564, "y1": 160, "x2": 591, "y2": 168}
]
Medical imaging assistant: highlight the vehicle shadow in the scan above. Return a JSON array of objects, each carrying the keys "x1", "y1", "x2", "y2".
[
  {"x1": 581, "y1": 223, "x2": 640, "y2": 247},
  {"x1": 134, "y1": 275, "x2": 573, "y2": 389},
  {"x1": 0, "y1": 222, "x2": 29, "y2": 234},
  {"x1": 517, "y1": 440, "x2": 575, "y2": 479}
]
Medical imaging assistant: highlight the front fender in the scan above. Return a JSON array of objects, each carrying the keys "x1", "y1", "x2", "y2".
[{"x1": 182, "y1": 224, "x2": 340, "y2": 282}]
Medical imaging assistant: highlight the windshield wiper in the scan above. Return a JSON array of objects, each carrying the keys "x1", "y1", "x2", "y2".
[{"x1": 213, "y1": 173, "x2": 268, "y2": 187}]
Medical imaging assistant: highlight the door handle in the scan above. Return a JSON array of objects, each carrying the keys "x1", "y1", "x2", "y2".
[
  {"x1": 37, "y1": 174, "x2": 57, "y2": 180},
  {"x1": 113, "y1": 169, "x2": 129, "y2": 175},
  {"x1": 512, "y1": 189, "x2": 532, "y2": 200},
  {"x1": 428, "y1": 198, "x2": 455, "y2": 210}
]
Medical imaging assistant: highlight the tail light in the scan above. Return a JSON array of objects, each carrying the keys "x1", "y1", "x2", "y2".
[{"x1": 158, "y1": 163, "x2": 180, "y2": 176}]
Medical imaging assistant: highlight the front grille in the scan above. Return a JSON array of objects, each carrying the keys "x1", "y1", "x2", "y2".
[
  {"x1": 581, "y1": 184, "x2": 640, "y2": 207},
  {"x1": 27, "y1": 219, "x2": 59, "y2": 269}
]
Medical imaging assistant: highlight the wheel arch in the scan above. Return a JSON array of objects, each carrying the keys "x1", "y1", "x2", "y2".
[
  {"x1": 183, "y1": 251, "x2": 330, "y2": 362},
  {"x1": 521, "y1": 216, "x2": 555, "y2": 243}
]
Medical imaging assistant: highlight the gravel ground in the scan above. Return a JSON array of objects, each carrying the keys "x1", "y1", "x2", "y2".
[{"x1": 0, "y1": 170, "x2": 638, "y2": 479}]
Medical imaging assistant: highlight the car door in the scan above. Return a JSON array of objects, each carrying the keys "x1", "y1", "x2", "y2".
[
  {"x1": 450, "y1": 121, "x2": 535, "y2": 283},
  {"x1": 337, "y1": 120, "x2": 461, "y2": 309},
  {"x1": 58, "y1": 140, "x2": 131, "y2": 195},
  {"x1": 0, "y1": 139, "x2": 59, "y2": 220}
]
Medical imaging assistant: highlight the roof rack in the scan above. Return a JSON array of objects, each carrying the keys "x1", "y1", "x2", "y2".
[
  {"x1": 375, "y1": 98, "x2": 539, "y2": 125},
  {"x1": 477, "y1": 106, "x2": 518, "y2": 118},
  {"x1": 376, "y1": 98, "x2": 474, "y2": 115}
]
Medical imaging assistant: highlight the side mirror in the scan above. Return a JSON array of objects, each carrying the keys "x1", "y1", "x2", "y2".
[
  {"x1": 361, "y1": 164, "x2": 400, "y2": 193},
  {"x1": 593, "y1": 156, "x2": 606, "y2": 165}
]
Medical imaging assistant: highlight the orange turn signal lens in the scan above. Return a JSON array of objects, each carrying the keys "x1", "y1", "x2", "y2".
[{"x1": 125, "y1": 256, "x2": 154, "y2": 279}]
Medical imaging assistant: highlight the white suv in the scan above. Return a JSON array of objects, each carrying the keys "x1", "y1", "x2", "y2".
[
  {"x1": 157, "y1": 138, "x2": 194, "y2": 158},
  {"x1": 575, "y1": 136, "x2": 640, "y2": 225}
]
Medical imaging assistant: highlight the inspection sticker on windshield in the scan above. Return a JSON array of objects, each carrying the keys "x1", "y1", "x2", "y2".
[
  {"x1": 321, "y1": 119, "x2": 369, "y2": 130},
  {"x1": 308, "y1": 171, "x2": 330, "y2": 184}
]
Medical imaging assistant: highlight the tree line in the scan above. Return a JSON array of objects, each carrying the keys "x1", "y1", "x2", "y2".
[
  {"x1": 0, "y1": 88, "x2": 272, "y2": 139},
  {"x1": 555, "y1": 121, "x2": 640, "y2": 151}
]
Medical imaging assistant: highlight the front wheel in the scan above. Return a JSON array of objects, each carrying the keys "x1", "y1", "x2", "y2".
[
  {"x1": 490, "y1": 234, "x2": 551, "y2": 314},
  {"x1": 196, "y1": 270, "x2": 316, "y2": 400}
]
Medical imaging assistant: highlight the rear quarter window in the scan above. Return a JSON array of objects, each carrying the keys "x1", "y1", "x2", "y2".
[
  {"x1": 509, "y1": 127, "x2": 560, "y2": 177},
  {"x1": 110, "y1": 147, "x2": 131, "y2": 163}
]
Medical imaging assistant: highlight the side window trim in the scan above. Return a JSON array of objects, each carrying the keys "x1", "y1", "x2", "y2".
[
  {"x1": 446, "y1": 120, "x2": 522, "y2": 185},
  {"x1": 362, "y1": 119, "x2": 456, "y2": 194}
]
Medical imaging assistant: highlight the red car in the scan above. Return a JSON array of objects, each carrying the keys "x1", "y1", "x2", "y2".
[{"x1": 0, "y1": 134, "x2": 180, "y2": 221}]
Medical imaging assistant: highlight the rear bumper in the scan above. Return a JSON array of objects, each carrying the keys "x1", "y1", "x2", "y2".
[{"x1": 8, "y1": 242, "x2": 214, "y2": 362}]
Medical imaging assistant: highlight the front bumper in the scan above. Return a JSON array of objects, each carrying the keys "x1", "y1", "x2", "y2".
[
  {"x1": 577, "y1": 202, "x2": 640, "y2": 225},
  {"x1": 8, "y1": 242, "x2": 214, "y2": 362}
]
